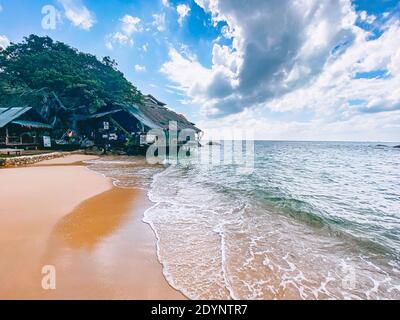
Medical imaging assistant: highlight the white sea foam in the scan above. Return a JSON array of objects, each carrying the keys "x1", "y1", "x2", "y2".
[
  {"x1": 141, "y1": 166, "x2": 399, "y2": 299},
  {"x1": 89, "y1": 142, "x2": 400, "y2": 300}
]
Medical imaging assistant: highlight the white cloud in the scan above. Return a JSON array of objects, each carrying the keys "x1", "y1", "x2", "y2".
[
  {"x1": 161, "y1": 0, "x2": 400, "y2": 141},
  {"x1": 152, "y1": 13, "x2": 166, "y2": 32},
  {"x1": 359, "y1": 10, "x2": 376, "y2": 24},
  {"x1": 105, "y1": 14, "x2": 142, "y2": 50},
  {"x1": 0, "y1": 35, "x2": 9, "y2": 49},
  {"x1": 177, "y1": 4, "x2": 191, "y2": 26},
  {"x1": 165, "y1": 0, "x2": 360, "y2": 115},
  {"x1": 265, "y1": 21, "x2": 400, "y2": 116},
  {"x1": 161, "y1": 48, "x2": 213, "y2": 103},
  {"x1": 198, "y1": 109, "x2": 400, "y2": 142},
  {"x1": 105, "y1": 32, "x2": 133, "y2": 50},
  {"x1": 0, "y1": 4, "x2": 3, "y2": 13},
  {"x1": 162, "y1": 0, "x2": 170, "y2": 8},
  {"x1": 134, "y1": 64, "x2": 146, "y2": 72},
  {"x1": 120, "y1": 15, "x2": 142, "y2": 35},
  {"x1": 142, "y1": 43, "x2": 148, "y2": 52},
  {"x1": 58, "y1": 0, "x2": 95, "y2": 30}
]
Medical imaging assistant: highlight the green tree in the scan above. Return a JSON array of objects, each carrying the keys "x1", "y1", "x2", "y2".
[{"x1": 0, "y1": 35, "x2": 142, "y2": 113}]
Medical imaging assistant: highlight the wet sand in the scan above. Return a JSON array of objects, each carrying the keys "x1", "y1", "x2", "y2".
[{"x1": 0, "y1": 155, "x2": 184, "y2": 300}]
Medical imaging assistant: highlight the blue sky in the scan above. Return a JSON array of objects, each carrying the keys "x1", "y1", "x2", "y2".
[{"x1": 0, "y1": 0, "x2": 399, "y2": 141}]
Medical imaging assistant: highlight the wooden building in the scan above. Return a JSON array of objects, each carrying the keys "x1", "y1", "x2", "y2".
[
  {"x1": 74, "y1": 95, "x2": 202, "y2": 154},
  {"x1": 0, "y1": 95, "x2": 201, "y2": 154},
  {"x1": 0, "y1": 107, "x2": 53, "y2": 149}
]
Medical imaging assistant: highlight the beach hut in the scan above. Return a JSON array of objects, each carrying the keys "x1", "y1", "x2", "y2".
[
  {"x1": 0, "y1": 107, "x2": 53, "y2": 149},
  {"x1": 75, "y1": 95, "x2": 202, "y2": 154}
]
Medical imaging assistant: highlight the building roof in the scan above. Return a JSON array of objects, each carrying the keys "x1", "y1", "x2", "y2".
[
  {"x1": 141, "y1": 104, "x2": 200, "y2": 132},
  {"x1": 76, "y1": 95, "x2": 201, "y2": 133},
  {"x1": 120, "y1": 103, "x2": 201, "y2": 132},
  {"x1": 134, "y1": 96, "x2": 201, "y2": 132},
  {"x1": 75, "y1": 109, "x2": 123, "y2": 121},
  {"x1": 122, "y1": 105, "x2": 162, "y2": 130},
  {"x1": 0, "y1": 107, "x2": 32, "y2": 128},
  {"x1": 11, "y1": 120, "x2": 53, "y2": 129},
  {"x1": 144, "y1": 94, "x2": 166, "y2": 106}
]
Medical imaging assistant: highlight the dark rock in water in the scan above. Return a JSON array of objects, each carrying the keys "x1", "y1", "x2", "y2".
[
  {"x1": 394, "y1": 145, "x2": 400, "y2": 149},
  {"x1": 206, "y1": 141, "x2": 221, "y2": 146},
  {"x1": 376, "y1": 144, "x2": 388, "y2": 147}
]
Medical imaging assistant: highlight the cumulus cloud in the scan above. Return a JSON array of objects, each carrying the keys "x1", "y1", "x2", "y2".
[
  {"x1": 162, "y1": 0, "x2": 170, "y2": 8},
  {"x1": 161, "y1": 47, "x2": 213, "y2": 100},
  {"x1": 161, "y1": 0, "x2": 400, "y2": 141},
  {"x1": 198, "y1": 108, "x2": 400, "y2": 142},
  {"x1": 359, "y1": 10, "x2": 376, "y2": 24},
  {"x1": 152, "y1": 13, "x2": 166, "y2": 32},
  {"x1": 159, "y1": 0, "x2": 400, "y2": 140},
  {"x1": 177, "y1": 4, "x2": 190, "y2": 26},
  {"x1": 105, "y1": 32, "x2": 133, "y2": 50},
  {"x1": 58, "y1": 0, "x2": 95, "y2": 30},
  {"x1": 0, "y1": 35, "x2": 9, "y2": 49},
  {"x1": 134, "y1": 64, "x2": 146, "y2": 72},
  {"x1": 163, "y1": 0, "x2": 363, "y2": 116},
  {"x1": 120, "y1": 14, "x2": 142, "y2": 35},
  {"x1": 265, "y1": 20, "x2": 400, "y2": 116},
  {"x1": 105, "y1": 14, "x2": 142, "y2": 50}
]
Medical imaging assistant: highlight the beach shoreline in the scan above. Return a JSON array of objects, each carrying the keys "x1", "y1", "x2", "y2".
[{"x1": 0, "y1": 154, "x2": 185, "y2": 300}]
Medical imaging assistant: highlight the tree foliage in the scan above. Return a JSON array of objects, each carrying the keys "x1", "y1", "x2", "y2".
[{"x1": 0, "y1": 35, "x2": 142, "y2": 113}]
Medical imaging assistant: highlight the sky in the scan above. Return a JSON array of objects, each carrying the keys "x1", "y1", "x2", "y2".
[{"x1": 0, "y1": 0, "x2": 399, "y2": 141}]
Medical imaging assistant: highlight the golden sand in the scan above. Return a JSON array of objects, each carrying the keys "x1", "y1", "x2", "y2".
[{"x1": 0, "y1": 155, "x2": 184, "y2": 299}]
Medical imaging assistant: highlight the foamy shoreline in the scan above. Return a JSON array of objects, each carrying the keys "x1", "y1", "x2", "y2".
[{"x1": 0, "y1": 154, "x2": 185, "y2": 300}]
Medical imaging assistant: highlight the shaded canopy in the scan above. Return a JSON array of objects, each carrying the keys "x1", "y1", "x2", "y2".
[
  {"x1": 0, "y1": 107, "x2": 53, "y2": 129},
  {"x1": 0, "y1": 107, "x2": 32, "y2": 128}
]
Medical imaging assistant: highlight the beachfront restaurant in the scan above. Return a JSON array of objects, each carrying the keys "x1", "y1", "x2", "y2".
[{"x1": 0, "y1": 107, "x2": 53, "y2": 149}]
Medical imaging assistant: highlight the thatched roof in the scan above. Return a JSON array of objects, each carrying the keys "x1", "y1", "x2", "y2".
[
  {"x1": 133, "y1": 95, "x2": 201, "y2": 132},
  {"x1": 76, "y1": 95, "x2": 201, "y2": 133}
]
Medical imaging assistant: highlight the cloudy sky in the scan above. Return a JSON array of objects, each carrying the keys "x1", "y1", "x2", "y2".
[{"x1": 0, "y1": 0, "x2": 399, "y2": 141}]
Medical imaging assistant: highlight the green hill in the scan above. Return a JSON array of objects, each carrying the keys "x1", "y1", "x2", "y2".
[{"x1": 0, "y1": 34, "x2": 142, "y2": 114}]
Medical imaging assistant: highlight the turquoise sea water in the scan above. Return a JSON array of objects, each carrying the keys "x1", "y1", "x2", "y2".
[{"x1": 89, "y1": 141, "x2": 400, "y2": 299}]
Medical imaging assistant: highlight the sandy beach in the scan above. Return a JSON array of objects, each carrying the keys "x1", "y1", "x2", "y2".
[{"x1": 0, "y1": 154, "x2": 184, "y2": 300}]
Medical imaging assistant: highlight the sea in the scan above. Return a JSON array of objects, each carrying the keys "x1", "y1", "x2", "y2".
[{"x1": 87, "y1": 141, "x2": 400, "y2": 300}]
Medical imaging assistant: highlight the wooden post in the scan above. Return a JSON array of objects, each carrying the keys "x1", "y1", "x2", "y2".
[{"x1": 5, "y1": 127, "x2": 9, "y2": 145}]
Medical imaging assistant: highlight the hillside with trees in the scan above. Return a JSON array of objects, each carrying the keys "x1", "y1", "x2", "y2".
[{"x1": 0, "y1": 35, "x2": 143, "y2": 114}]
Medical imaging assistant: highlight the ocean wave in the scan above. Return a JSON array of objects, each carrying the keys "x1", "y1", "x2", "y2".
[
  {"x1": 88, "y1": 142, "x2": 400, "y2": 300},
  {"x1": 249, "y1": 191, "x2": 400, "y2": 260},
  {"x1": 143, "y1": 164, "x2": 400, "y2": 300}
]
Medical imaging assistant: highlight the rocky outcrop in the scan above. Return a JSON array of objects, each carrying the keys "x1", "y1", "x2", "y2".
[{"x1": 0, "y1": 152, "x2": 70, "y2": 167}]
